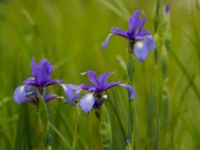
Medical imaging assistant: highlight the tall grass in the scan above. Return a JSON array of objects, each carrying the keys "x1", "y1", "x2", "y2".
[{"x1": 0, "y1": 0, "x2": 200, "y2": 149}]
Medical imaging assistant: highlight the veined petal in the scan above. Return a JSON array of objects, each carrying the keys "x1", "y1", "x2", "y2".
[
  {"x1": 120, "y1": 84, "x2": 136, "y2": 100},
  {"x1": 104, "y1": 81, "x2": 121, "y2": 91},
  {"x1": 144, "y1": 36, "x2": 156, "y2": 51},
  {"x1": 81, "y1": 71, "x2": 100, "y2": 87},
  {"x1": 111, "y1": 27, "x2": 129, "y2": 39},
  {"x1": 61, "y1": 84, "x2": 81, "y2": 103},
  {"x1": 128, "y1": 9, "x2": 140, "y2": 35},
  {"x1": 101, "y1": 33, "x2": 113, "y2": 49},
  {"x1": 99, "y1": 72, "x2": 113, "y2": 89},
  {"x1": 79, "y1": 93, "x2": 95, "y2": 113},
  {"x1": 13, "y1": 85, "x2": 36, "y2": 104},
  {"x1": 31, "y1": 58, "x2": 53, "y2": 86},
  {"x1": 133, "y1": 41, "x2": 149, "y2": 61},
  {"x1": 44, "y1": 94, "x2": 60, "y2": 102}
]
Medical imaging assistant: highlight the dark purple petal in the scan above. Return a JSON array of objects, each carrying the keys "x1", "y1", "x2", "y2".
[
  {"x1": 81, "y1": 71, "x2": 100, "y2": 87},
  {"x1": 45, "y1": 79, "x2": 63, "y2": 86},
  {"x1": 99, "y1": 72, "x2": 113, "y2": 89},
  {"x1": 120, "y1": 84, "x2": 136, "y2": 100},
  {"x1": 61, "y1": 84, "x2": 81, "y2": 103},
  {"x1": 111, "y1": 27, "x2": 129, "y2": 39},
  {"x1": 81, "y1": 84, "x2": 96, "y2": 92},
  {"x1": 133, "y1": 41, "x2": 149, "y2": 61},
  {"x1": 31, "y1": 58, "x2": 53, "y2": 86},
  {"x1": 101, "y1": 34, "x2": 113, "y2": 49},
  {"x1": 128, "y1": 9, "x2": 140, "y2": 35},
  {"x1": 104, "y1": 81, "x2": 121, "y2": 91},
  {"x1": 144, "y1": 36, "x2": 156, "y2": 51},
  {"x1": 44, "y1": 94, "x2": 60, "y2": 102},
  {"x1": 137, "y1": 30, "x2": 151, "y2": 36},
  {"x1": 23, "y1": 77, "x2": 37, "y2": 86},
  {"x1": 137, "y1": 11, "x2": 146, "y2": 33},
  {"x1": 79, "y1": 93, "x2": 95, "y2": 113}
]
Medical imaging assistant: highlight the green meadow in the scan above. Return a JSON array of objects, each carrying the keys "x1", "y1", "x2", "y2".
[{"x1": 0, "y1": 0, "x2": 200, "y2": 149}]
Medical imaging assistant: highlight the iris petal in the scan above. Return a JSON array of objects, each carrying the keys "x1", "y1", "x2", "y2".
[
  {"x1": 101, "y1": 34, "x2": 113, "y2": 49},
  {"x1": 133, "y1": 41, "x2": 149, "y2": 61},
  {"x1": 44, "y1": 94, "x2": 60, "y2": 102},
  {"x1": 111, "y1": 27, "x2": 129, "y2": 39},
  {"x1": 120, "y1": 84, "x2": 136, "y2": 100},
  {"x1": 79, "y1": 93, "x2": 95, "y2": 113},
  {"x1": 104, "y1": 81, "x2": 121, "y2": 91},
  {"x1": 144, "y1": 36, "x2": 156, "y2": 51},
  {"x1": 61, "y1": 84, "x2": 81, "y2": 103},
  {"x1": 128, "y1": 9, "x2": 140, "y2": 35},
  {"x1": 81, "y1": 71, "x2": 100, "y2": 87}
]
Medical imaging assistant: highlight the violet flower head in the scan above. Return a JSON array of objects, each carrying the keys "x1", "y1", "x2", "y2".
[
  {"x1": 165, "y1": 4, "x2": 170, "y2": 16},
  {"x1": 102, "y1": 9, "x2": 156, "y2": 61},
  {"x1": 13, "y1": 58, "x2": 62, "y2": 104},
  {"x1": 62, "y1": 71, "x2": 136, "y2": 113}
]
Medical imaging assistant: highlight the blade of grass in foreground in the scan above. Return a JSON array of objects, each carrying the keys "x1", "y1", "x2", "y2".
[{"x1": 15, "y1": 105, "x2": 32, "y2": 150}]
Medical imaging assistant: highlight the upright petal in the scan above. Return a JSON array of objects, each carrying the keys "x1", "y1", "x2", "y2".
[
  {"x1": 99, "y1": 72, "x2": 113, "y2": 89},
  {"x1": 32, "y1": 58, "x2": 53, "y2": 86},
  {"x1": 101, "y1": 33, "x2": 113, "y2": 49},
  {"x1": 128, "y1": 9, "x2": 140, "y2": 35},
  {"x1": 133, "y1": 41, "x2": 149, "y2": 61},
  {"x1": 81, "y1": 71, "x2": 100, "y2": 87},
  {"x1": 61, "y1": 84, "x2": 81, "y2": 103},
  {"x1": 144, "y1": 36, "x2": 156, "y2": 51},
  {"x1": 111, "y1": 27, "x2": 129, "y2": 39},
  {"x1": 120, "y1": 84, "x2": 136, "y2": 100},
  {"x1": 79, "y1": 93, "x2": 95, "y2": 113}
]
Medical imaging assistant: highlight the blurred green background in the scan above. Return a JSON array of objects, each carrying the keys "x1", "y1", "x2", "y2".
[{"x1": 0, "y1": 0, "x2": 200, "y2": 149}]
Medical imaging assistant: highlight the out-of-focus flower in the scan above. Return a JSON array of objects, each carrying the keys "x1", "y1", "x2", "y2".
[
  {"x1": 62, "y1": 71, "x2": 135, "y2": 113},
  {"x1": 102, "y1": 9, "x2": 156, "y2": 61}
]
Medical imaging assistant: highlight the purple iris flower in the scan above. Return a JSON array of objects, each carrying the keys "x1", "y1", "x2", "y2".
[
  {"x1": 13, "y1": 58, "x2": 62, "y2": 104},
  {"x1": 165, "y1": 4, "x2": 170, "y2": 16},
  {"x1": 102, "y1": 9, "x2": 156, "y2": 61},
  {"x1": 62, "y1": 71, "x2": 135, "y2": 113}
]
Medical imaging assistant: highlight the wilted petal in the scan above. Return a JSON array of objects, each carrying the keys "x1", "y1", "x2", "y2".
[
  {"x1": 104, "y1": 81, "x2": 121, "y2": 91},
  {"x1": 44, "y1": 94, "x2": 60, "y2": 102},
  {"x1": 144, "y1": 36, "x2": 156, "y2": 51},
  {"x1": 81, "y1": 71, "x2": 100, "y2": 87},
  {"x1": 61, "y1": 84, "x2": 81, "y2": 103},
  {"x1": 79, "y1": 93, "x2": 95, "y2": 113},
  {"x1": 111, "y1": 27, "x2": 129, "y2": 39},
  {"x1": 133, "y1": 41, "x2": 149, "y2": 61},
  {"x1": 120, "y1": 84, "x2": 136, "y2": 100},
  {"x1": 101, "y1": 33, "x2": 113, "y2": 49},
  {"x1": 128, "y1": 9, "x2": 140, "y2": 35}
]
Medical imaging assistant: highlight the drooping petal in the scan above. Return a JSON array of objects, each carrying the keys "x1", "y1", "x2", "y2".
[
  {"x1": 101, "y1": 33, "x2": 113, "y2": 49},
  {"x1": 13, "y1": 85, "x2": 36, "y2": 104},
  {"x1": 104, "y1": 81, "x2": 121, "y2": 91},
  {"x1": 133, "y1": 41, "x2": 149, "y2": 61},
  {"x1": 128, "y1": 9, "x2": 140, "y2": 35},
  {"x1": 144, "y1": 36, "x2": 156, "y2": 51},
  {"x1": 23, "y1": 77, "x2": 37, "y2": 86},
  {"x1": 45, "y1": 79, "x2": 63, "y2": 86},
  {"x1": 111, "y1": 27, "x2": 129, "y2": 39},
  {"x1": 120, "y1": 84, "x2": 136, "y2": 100},
  {"x1": 61, "y1": 84, "x2": 81, "y2": 103},
  {"x1": 44, "y1": 94, "x2": 60, "y2": 102},
  {"x1": 81, "y1": 84, "x2": 96, "y2": 92},
  {"x1": 79, "y1": 93, "x2": 95, "y2": 113},
  {"x1": 81, "y1": 71, "x2": 100, "y2": 87}
]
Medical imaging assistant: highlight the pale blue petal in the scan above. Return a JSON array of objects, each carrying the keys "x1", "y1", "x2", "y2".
[{"x1": 79, "y1": 93, "x2": 95, "y2": 113}]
